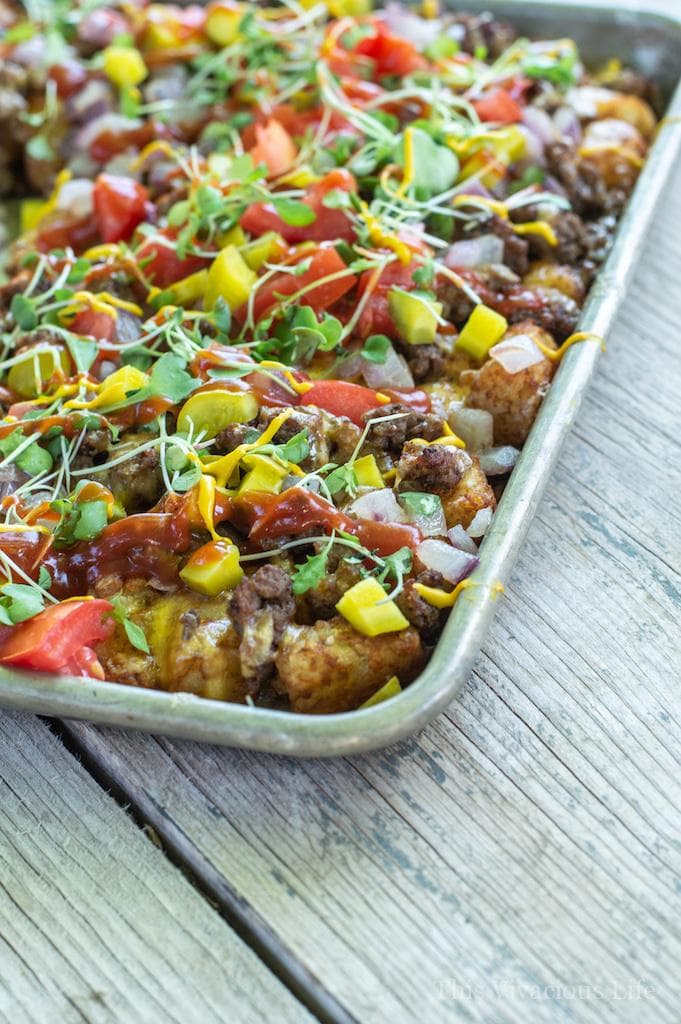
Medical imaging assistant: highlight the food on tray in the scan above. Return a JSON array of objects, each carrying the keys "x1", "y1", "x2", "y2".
[{"x1": 0, "y1": 2, "x2": 657, "y2": 712}]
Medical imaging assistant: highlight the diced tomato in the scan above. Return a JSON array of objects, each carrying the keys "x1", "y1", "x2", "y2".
[
  {"x1": 37, "y1": 213, "x2": 99, "y2": 254},
  {"x1": 0, "y1": 599, "x2": 114, "y2": 673},
  {"x1": 248, "y1": 119, "x2": 298, "y2": 177},
  {"x1": 355, "y1": 23, "x2": 427, "y2": 78},
  {"x1": 472, "y1": 89, "x2": 524, "y2": 125},
  {"x1": 354, "y1": 520, "x2": 422, "y2": 556},
  {"x1": 302, "y1": 380, "x2": 386, "y2": 425},
  {"x1": 93, "y1": 174, "x2": 152, "y2": 244},
  {"x1": 137, "y1": 228, "x2": 209, "y2": 287},
  {"x1": 89, "y1": 120, "x2": 173, "y2": 164},
  {"x1": 248, "y1": 246, "x2": 356, "y2": 322},
  {"x1": 382, "y1": 388, "x2": 432, "y2": 414},
  {"x1": 356, "y1": 259, "x2": 420, "y2": 339},
  {"x1": 48, "y1": 61, "x2": 88, "y2": 99},
  {"x1": 69, "y1": 308, "x2": 117, "y2": 343},
  {"x1": 240, "y1": 169, "x2": 357, "y2": 245},
  {"x1": 61, "y1": 644, "x2": 107, "y2": 679}
]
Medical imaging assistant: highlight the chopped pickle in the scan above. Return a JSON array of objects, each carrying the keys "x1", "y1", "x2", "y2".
[
  {"x1": 177, "y1": 389, "x2": 259, "y2": 439},
  {"x1": 238, "y1": 453, "x2": 289, "y2": 494},
  {"x1": 169, "y1": 269, "x2": 209, "y2": 308},
  {"x1": 388, "y1": 287, "x2": 443, "y2": 345},
  {"x1": 180, "y1": 540, "x2": 243, "y2": 596},
  {"x1": 359, "y1": 675, "x2": 402, "y2": 708},
  {"x1": 205, "y1": 2, "x2": 244, "y2": 46},
  {"x1": 205, "y1": 245, "x2": 257, "y2": 311},
  {"x1": 354, "y1": 454, "x2": 384, "y2": 488},
  {"x1": 102, "y1": 46, "x2": 148, "y2": 88},
  {"x1": 240, "y1": 232, "x2": 286, "y2": 271},
  {"x1": 456, "y1": 304, "x2": 508, "y2": 361},
  {"x1": 8, "y1": 347, "x2": 71, "y2": 399},
  {"x1": 336, "y1": 578, "x2": 410, "y2": 637}
]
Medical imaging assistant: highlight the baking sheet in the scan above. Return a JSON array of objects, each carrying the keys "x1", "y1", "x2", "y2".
[{"x1": 1, "y1": 0, "x2": 680, "y2": 754}]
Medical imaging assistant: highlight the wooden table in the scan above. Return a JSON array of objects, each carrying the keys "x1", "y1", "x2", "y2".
[{"x1": 2, "y1": 4, "x2": 681, "y2": 1022}]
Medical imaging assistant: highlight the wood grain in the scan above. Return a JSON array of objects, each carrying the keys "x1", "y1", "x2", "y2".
[
  {"x1": 0, "y1": 712, "x2": 313, "y2": 1024},
  {"x1": 62, "y1": 87, "x2": 681, "y2": 1024}
]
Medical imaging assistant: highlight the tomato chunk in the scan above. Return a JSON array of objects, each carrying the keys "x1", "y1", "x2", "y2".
[
  {"x1": 472, "y1": 89, "x2": 524, "y2": 125},
  {"x1": 248, "y1": 246, "x2": 356, "y2": 322},
  {"x1": 303, "y1": 380, "x2": 386, "y2": 425},
  {"x1": 69, "y1": 309, "x2": 117, "y2": 342},
  {"x1": 355, "y1": 23, "x2": 427, "y2": 77},
  {"x1": 0, "y1": 599, "x2": 114, "y2": 672},
  {"x1": 248, "y1": 119, "x2": 298, "y2": 177},
  {"x1": 240, "y1": 169, "x2": 356, "y2": 244},
  {"x1": 137, "y1": 228, "x2": 209, "y2": 287},
  {"x1": 93, "y1": 174, "x2": 152, "y2": 243},
  {"x1": 354, "y1": 520, "x2": 422, "y2": 556}
]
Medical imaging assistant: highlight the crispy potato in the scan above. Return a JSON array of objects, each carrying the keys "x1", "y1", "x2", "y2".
[
  {"x1": 578, "y1": 118, "x2": 647, "y2": 190},
  {"x1": 569, "y1": 86, "x2": 656, "y2": 137},
  {"x1": 97, "y1": 588, "x2": 247, "y2": 702},
  {"x1": 440, "y1": 455, "x2": 496, "y2": 531},
  {"x1": 462, "y1": 321, "x2": 557, "y2": 447},
  {"x1": 523, "y1": 262, "x2": 585, "y2": 303},
  {"x1": 275, "y1": 618, "x2": 424, "y2": 714},
  {"x1": 595, "y1": 93, "x2": 656, "y2": 138}
]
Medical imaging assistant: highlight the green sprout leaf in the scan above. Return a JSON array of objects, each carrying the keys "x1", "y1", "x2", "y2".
[
  {"x1": 273, "y1": 198, "x2": 316, "y2": 227},
  {"x1": 361, "y1": 334, "x2": 391, "y2": 364}
]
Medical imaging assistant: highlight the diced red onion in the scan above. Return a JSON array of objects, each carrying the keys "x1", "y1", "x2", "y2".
[
  {"x1": 521, "y1": 106, "x2": 556, "y2": 147},
  {"x1": 77, "y1": 8, "x2": 130, "y2": 48},
  {"x1": 75, "y1": 114, "x2": 142, "y2": 153},
  {"x1": 114, "y1": 311, "x2": 142, "y2": 346},
  {"x1": 516, "y1": 126, "x2": 545, "y2": 166},
  {"x1": 417, "y1": 539, "x2": 479, "y2": 585},
  {"x1": 452, "y1": 180, "x2": 492, "y2": 200},
  {"x1": 361, "y1": 345, "x2": 414, "y2": 390},
  {"x1": 478, "y1": 445, "x2": 519, "y2": 476},
  {"x1": 448, "y1": 405, "x2": 494, "y2": 451},
  {"x1": 68, "y1": 79, "x2": 114, "y2": 122},
  {"x1": 400, "y1": 495, "x2": 447, "y2": 537},
  {"x1": 143, "y1": 66, "x2": 188, "y2": 105},
  {"x1": 380, "y1": 3, "x2": 442, "y2": 47},
  {"x1": 11, "y1": 37, "x2": 49, "y2": 67},
  {"x1": 447, "y1": 524, "x2": 479, "y2": 554},
  {"x1": 104, "y1": 153, "x2": 142, "y2": 178},
  {"x1": 348, "y1": 489, "x2": 408, "y2": 524},
  {"x1": 56, "y1": 178, "x2": 94, "y2": 219},
  {"x1": 553, "y1": 105, "x2": 582, "y2": 145},
  {"x1": 0, "y1": 465, "x2": 29, "y2": 499},
  {"x1": 445, "y1": 234, "x2": 505, "y2": 270},
  {"x1": 96, "y1": 360, "x2": 118, "y2": 381},
  {"x1": 336, "y1": 351, "x2": 366, "y2": 382},
  {"x1": 466, "y1": 507, "x2": 493, "y2": 539},
  {"x1": 490, "y1": 334, "x2": 544, "y2": 374}
]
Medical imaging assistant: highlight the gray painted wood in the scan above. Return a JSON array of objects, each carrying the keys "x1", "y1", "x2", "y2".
[
  {"x1": 62, "y1": 65, "x2": 681, "y2": 1024},
  {"x1": 0, "y1": 712, "x2": 313, "y2": 1024}
]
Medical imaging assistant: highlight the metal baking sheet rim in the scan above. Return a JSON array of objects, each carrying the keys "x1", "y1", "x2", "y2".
[{"x1": 1, "y1": 0, "x2": 680, "y2": 755}]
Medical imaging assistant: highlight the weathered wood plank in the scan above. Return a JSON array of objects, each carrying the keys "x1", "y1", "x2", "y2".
[
  {"x1": 0, "y1": 712, "x2": 314, "y2": 1024},
  {"x1": 62, "y1": 110, "x2": 681, "y2": 1024}
]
